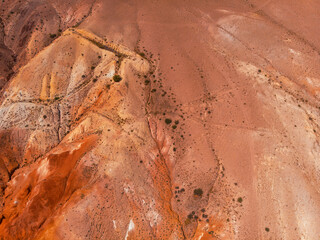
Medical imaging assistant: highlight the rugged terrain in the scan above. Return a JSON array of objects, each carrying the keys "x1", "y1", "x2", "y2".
[{"x1": 0, "y1": 0, "x2": 320, "y2": 239}]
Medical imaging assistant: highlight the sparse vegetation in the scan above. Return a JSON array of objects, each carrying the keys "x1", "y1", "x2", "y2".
[
  {"x1": 194, "y1": 188, "x2": 203, "y2": 197},
  {"x1": 138, "y1": 52, "x2": 145, "y2": 58},
  {"x1": 165, "y1": 118, "x2": 172, "y2": 124},
  {"x1": 237, "y1": 197, "x2": 243, "y2": 203},
  {"x1": 265, "y1": 227, "x2": 270, "y2": 232},
  {"x1": 49, "y1": 33, "x2": 57, "y2": 39},
  {"x1": 113, "y1": 75, "x2": 122, "y2": 82},
  {"x1": 87, "y1": 38, "x2": 105, "y2": 49}
]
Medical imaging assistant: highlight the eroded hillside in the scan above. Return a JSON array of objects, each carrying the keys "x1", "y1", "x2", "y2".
[{"x1": 0, "y1": 0, "x2": 320, "y2": 239}]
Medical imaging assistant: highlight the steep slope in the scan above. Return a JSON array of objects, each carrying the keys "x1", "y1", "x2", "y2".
[{"x1": 0, "y1": 18, "x2": 14, "y2": 91}]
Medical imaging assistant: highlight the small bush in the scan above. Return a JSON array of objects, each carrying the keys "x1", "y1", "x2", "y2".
[
  {"x1": 237, "y1": 197, "x2": 243, "y2": 203},
  {"x1": 113, "y1": 75, "x2": 122, "y2": 82},
  {"x1": 49, "y1": 33, "x2": 57, "y2": 38},
  {"x1": 139, "y1": 52, "x2": 145, "y2": 58},
  {"x1": 194, "y1": 188, "x2": 203, "y2": 197},
  {"x1": 165, "y1": 118, "x2": 172, "y2": 124}
]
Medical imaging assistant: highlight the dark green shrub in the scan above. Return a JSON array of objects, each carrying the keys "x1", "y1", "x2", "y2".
[
  {"x1": 194, "y1": 188, "x2": 203, "y2": 197},
  {"x1": 113, "y1": 75, "x2": 122, "y2": 82},
  {"x1": 139, "y1": 52, "x2": 145, "y2": 58},
  {"x1": 165, "y1": 118, "x2": 172, "y2": 124}
]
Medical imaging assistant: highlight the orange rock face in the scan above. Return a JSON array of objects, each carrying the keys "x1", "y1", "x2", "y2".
[{"x1": 0, "y1": 0, "x2": 320, "y2": 239}]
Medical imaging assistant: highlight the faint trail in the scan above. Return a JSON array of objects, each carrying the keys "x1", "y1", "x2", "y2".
[
  {"x1": 252, "y1": 0, "x2": 274, "y2": 11},
  {"x1": 241, "y1": 0, "x2": 320, "y2": 56}
]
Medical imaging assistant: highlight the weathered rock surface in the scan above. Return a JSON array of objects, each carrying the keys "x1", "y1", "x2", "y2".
[{"x1": 0, "y1": 0, "x2": 319, "y2": 239}]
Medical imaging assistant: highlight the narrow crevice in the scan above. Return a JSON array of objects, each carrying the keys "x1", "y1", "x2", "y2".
[
  {"x1": 57, "y1": 103, "x2": 61, "y2": 142},
  {"x1": 72, "y1": 29, "x2": 129, "y2": 58},
  {"x1": 0, "y1": 215, "x2": 5, "y2": 225},
  {"x1": 8, "y1": 164, "x2": 19, "y2": 181},
  {"x1": 72, "y1": 0, "x2": 97, "y2": 28},
  {"x1": 146, "y1": 120, "x2": 186, "y2": 239}
]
